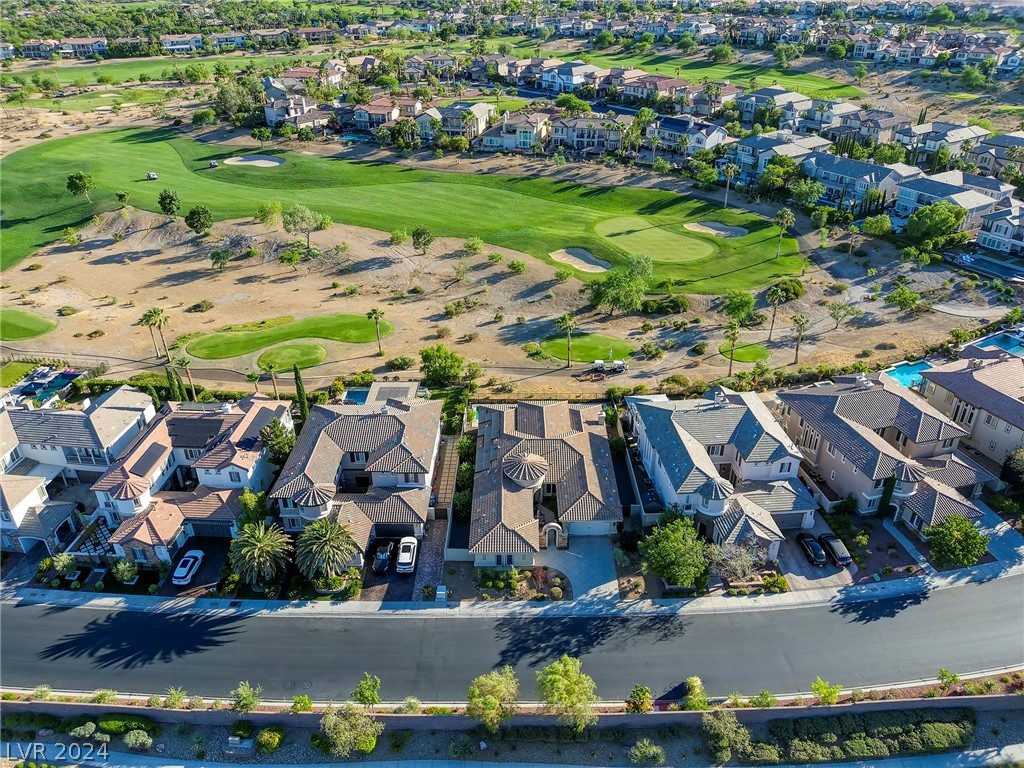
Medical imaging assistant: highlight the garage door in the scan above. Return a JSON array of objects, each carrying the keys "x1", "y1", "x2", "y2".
[
  {"x1": 190, "y1": 521, "x2": 233, "y2": 537},
  {"x1": 373, "y1": 524, "x2": 414, "y2": 539},
  {"x1": 74, "y1": 470, "x2": 104, "y2": 483},
  {"x1": 568, "y1": 521, "x2": 613, "y2": 536},
  {"x1": 773, "y1": 512, "x2": 806, "y2": 530}
]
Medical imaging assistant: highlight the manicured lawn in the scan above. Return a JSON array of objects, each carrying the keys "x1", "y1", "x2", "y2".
[
  {"x1": 0, "y1": 361, "x2": 37, "y2": 388},
  {"x1": 31, "y1": 88, "x2": 167, "y2": 112},
  {"x1": 440, "y1": 95, "x2": 533, "y2": 114},
  {"x1": 0, "y1": 308, "x2": 57, "y2": 341},
  {"x1": 595, "y1": 216, "x2": 715, "y2": 263},
  {"x1": 257, "y1": 343, "x2": 327, "y2": 370},
  {"x1": 540, "y1": 333, "x2": 634, "y2": 363},
  {"x1": 718, "y1": 342, "x2": 770, "y2": 362},
  {"x1": 30, "y1": 52, "x2": 309, "y2": 85},
  {"x1": 187, "y1": 313, "x2": 390, "y2": 359},
  {"x1": 0, "y1": 128, "x2": 803, "y2": 292}
]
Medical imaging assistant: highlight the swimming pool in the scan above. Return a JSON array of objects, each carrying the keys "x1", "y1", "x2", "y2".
[
  {"x1": 883, "y1": 361, "x2": 933, "y2": 390},
  {"x1": 981, "y1": 333, "x2": 1024, "y2": 358},
  {"x1": 343, "y1": 388, "x2": 369, "y2": 405}
]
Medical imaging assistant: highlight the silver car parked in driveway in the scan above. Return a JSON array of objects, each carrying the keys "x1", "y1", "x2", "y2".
[{"x1": 395, "y1": 537, "x2": 418, "y2": 574}]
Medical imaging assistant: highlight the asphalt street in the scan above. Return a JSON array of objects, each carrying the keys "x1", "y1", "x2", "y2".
[{"x1": 2, "y1": 575, "x2": 1022, "y2": 702}]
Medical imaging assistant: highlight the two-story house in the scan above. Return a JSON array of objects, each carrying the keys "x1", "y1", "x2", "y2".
[
  {"x1": 893, "y1": 169, "x2": 1012, "y2": 230},
  {"x1": 646, "y1": 116, "x2": 729, "y2": 154},
  {"x1": 735, "y1": 85, "x2": 812, "y2": 125},
  {"x1": 896, "y1": 121, "x2": 992, "y2": 164},
  {"x1": 0, "y1": 386, "x2": 155, "y2": 555},
  {"x1": 478, "y1": 111, "x2": 552, "y2": 152},
  {"x1": 549, "y1": 112, "x2": 633, "y2": 153},
  {"x1": 539, "y1": 61, "x2": 609, "y2": 93},
  {"x1": 353, "y1": 98, "x2": 400, "y2": 131},
  {"x1": 251, "y1": 28, "x2": 291, "y2": 46},
  {"x1": 919, "y1": 353, "x2": 1024, "y2": 469},
  {"x1": 776, "y1": 374, "x2": 989, "y2": 537},
  {"x1": 269, "y1": 399, "x2": 441, "y2": 566},
  {"x1": 621, "y1": 74, "x2": 689, "y2": 103},
  {"x1": 625, "y1": 389, "x2": 816, "y2": 560},
  {"x1": 159, "y1": 34, "x2": 204, "y2": 53},
  {"x1": 416, "y1": 101, "x2": 495, "y2": 142},
  {"x1": 263, "y1": 96, "x2": 318, "y2": 128},
  {"x1": 59, "y1": 37, "x2": 107, "y2": 58},
  {"x1": 676, "y1": 83, "x2": 745, "y2": 117},
  {"x1": 90, "y1": 396, "x2": 290, "y2": 565},
  {"x1": 825, "y1": 108, "x2": 911, "y2": 145},
  {"x1": 978, "y1": 201, "x2": 1024, "y2": 256},
  {"x1": 782, "y1": 99, "x2": 859, "y2": 135},
  {"x1": 21, "y1": 39, "x2": 61, "y2": 59},
  {"x1": 964, "y1": 131, "x2": 1024, "y2": 178},
  {"x1": 734, "y1": 131, "x2": 829, "y2": 184},
  {"x1": 801, "y1": 152, "x2": 921, "y2": 209},
  {"x1": 464, "y1": 402, "x2": 621, "y2": 568},
  {"x1": 210, "y1": 32, "x2": 249, "y2": 48}
]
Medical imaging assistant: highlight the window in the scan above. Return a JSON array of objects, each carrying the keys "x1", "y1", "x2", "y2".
[
  {"x1": 779, "y1": 461, "x2": 792, "y2": 474},
  {"x1": 866, "y1": 497, "x2": 877, "y2": 510},
  {"x1": 132, "y1": 497, "x2": 143, "y2": 510},
  {"x1": 927, "y1": 383, "x2": 936, "y2": 394},
  {"x1": 985, "y1": 414, "x2": 999, "y2": 429},
  {"x1": 829, "y1": 470, "x2": 836, "y2": 481},
  {"x1": 1007, "y1": 424, "x2": 1014, "y2": 433},
  {"x1": 873, "y1": 478, "x2": 885, "y2": 489},
  {"x1": 707, "y1": 444, "x2": 723, "y2": 457},
  {"x1": 403, "y1": 473, "x2": 423, "y2": 484},
  {"x1": 852, "y1": 466, "x2": 858, "y2": 475},
  {"x1": 184, "y1": 448, "x2": 202, "y2": 460},
  {"x1": 350, "y1": 451, "x2": 369, "y2": 463},
  {"x1": 942, "y1": 438, "x2": 954, "y2": 448},
  {"x1": 944, "y1": 391, "x2": 953, "y2": 404},
  {"x1": 989, "y1": 441, "x2": 997, "y2": 451},
  {"x1": 229, "y1": 471, "x2": 241, "y2": 483},
  {"x1": 132, "y1": 548, "x2": 147, "y2": 563},
  {"x1": 826, "y1": 443, "x2": 836, "y2": 457}
]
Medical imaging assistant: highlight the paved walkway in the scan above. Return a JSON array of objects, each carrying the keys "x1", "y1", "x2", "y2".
[
  {"x1": 884, "y1": 519, "x2": 939, "y2": 577},
  {"x1": 536, "y1": 537, "x2": 619, "y2": 601},
  {"x1": 4, "y1": 742, "x2": 1024, "y2": 768}
]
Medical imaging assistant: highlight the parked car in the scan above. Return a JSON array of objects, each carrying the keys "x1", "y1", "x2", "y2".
[
  {"x1": 796, "y1": 533, "x2": 828, "y2": 568},
  {"x1": 372, "y1": 541, "x2": 394, "y2": 575},
  {"x1": 396, "y1": 536, "x2": 418, "y2": 574},
  {"x1": 818, "y1": 534, "x2": 853, "y2": 568},
  {"x1": 171, "y1": 550, "x2": 205, "y2": 585}
]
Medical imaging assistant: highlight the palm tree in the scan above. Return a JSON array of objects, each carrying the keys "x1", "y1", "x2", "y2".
[
  {"x1": 722, "y1": 163, "x2": 739, "y2": 209},
  {"x1": 366, "y1": 308, "x2": 385, "y2": 355},
  {"x1": 774, "y1": 207, "x2": 795, "y2": 259},
  {"x1": 650, "y1": 134, "x2": 661, "y2": 163},
  {"x1": 792, "y1": 313, "x2": 810, "y2": 364},
  {"x1": 138, "y1": 310, "x2": 160, "y2": 358},
  {"x1": 703, "y1": 82, "x2": 723, "y2": 115},
  {"x1": 724, "y1": 320, "x2": 740, "y2": 378},
  {"x1": 493, "y1": 84, "x2": 504, "y2": 107},
  {"x1": 140, "y1": 307, "x2": 170, "y2": 359},
  {"x1": 263, "y1": 362, "x2": 281, "y2": 399},
  {"x1": 295, "y1": 518, "x2": 357, "y2": 581},
  {"x1": 461, "y1": 109, "x2": 475, "y2": 140},
  {"x1": 846, "y1": 223, "x2": 860, "y2": 257},
  {"x1": 176, "y1": 357, "x2": 197, "y2": 401},
  {"x1": 675, "y1": 134, "x2": 691, "y2": 158},
  {"x1": 555, "y1": 313, "x2": 577, "y2": 369},
  {"x1": 246, "y1": 372, "x2": 262, "y2": 394},
  {"x1": 229, "y1": 522, "x2": 292, "y2": 587},
  {"x1": 766, "y1": 284, "x2": 786, "y2": 342}
]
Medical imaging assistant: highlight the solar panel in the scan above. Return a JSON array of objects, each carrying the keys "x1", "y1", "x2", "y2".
[{"x1": 130, "y1": 442, "x2": 170, "y2": 479}]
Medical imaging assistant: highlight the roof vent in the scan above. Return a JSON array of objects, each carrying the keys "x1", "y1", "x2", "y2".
[{"x1": 380, "y1": 404, "x2": 389, "y2": 413}]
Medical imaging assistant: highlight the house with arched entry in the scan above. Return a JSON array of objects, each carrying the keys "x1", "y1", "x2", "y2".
[
  {"x1": 625, "y1": 388, "x2": 815, "y2": 560},
  {"x1": 466, "y1": 401, "x2": 622, "y2": 568}
]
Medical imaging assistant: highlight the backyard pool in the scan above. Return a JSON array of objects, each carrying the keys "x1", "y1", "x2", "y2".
[
  {"x1": 882, "y1": 360, "x2": 933, "y2": 390},
  {"x1": 343, "y1": 388, "x2": 369, "y2": 405},
  {"x1": 980, "y1": 332, "x2": 1024, "y2": 358},
  {"x1": 20, "y1": 370, "x2": 84, "y2": 402}
]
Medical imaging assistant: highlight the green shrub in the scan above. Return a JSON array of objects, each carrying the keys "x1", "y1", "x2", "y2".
[
  {"x1": 691, "y1": 341, "x2": 708, "y2": 355},
  {"x1": 256, "y1": 726, "x2": 285, "y2": 754},
  {"x1": 90, "y1": 689, "x2": 117, "y2": 704},
  {"x1": 629, "y1": 738, "x2": 666, "y2": 765},
  {"x1": 98, "y1": 715, "x2": 156, "y2": 736},
  {"x1": 186, "y1": 300, "x2": 215, "y2": 313},
  {"x1": 291, "y1": 694, "x2": 314, "y2": 713},
  {"x1": 385, "y1": 356, "x2": 415, "y2": 371},
  {"x1": 230, "y1": 720, "x2": 254, "y2": 738},
  {"x1": 124, "y1": 730, "x2": 153, "y2": 751},
  {"x1": 702, "y1": 710, "x2": 750, "y2": 763},
  {"x1": 68, "y1": 722, "x2": 96, "y2": 739}
]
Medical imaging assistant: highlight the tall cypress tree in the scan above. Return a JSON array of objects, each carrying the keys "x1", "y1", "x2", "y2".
[
  {"x1": 144, "y1": 385, "x2": 161, "y2": 411},
  {"x1": 165, "y1": 367, "x2": 184, "y2": 401},
  {"x1": 293, "y1": 364, "x2": 309, "y2": 427}
]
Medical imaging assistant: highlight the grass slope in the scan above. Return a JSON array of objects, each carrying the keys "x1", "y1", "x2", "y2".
[
  {"x1": 718, "y1": 342, "x2": 770, "y2": 362},
  {"x1": 257, "y1": 343, "x2": 328, "y2": 370},
  {"x1": 31, "y1": 53, "x2": 309, "y2": 85},
  {"x1": 187, "y1": 313, "x2": 389, "y2": 358},
  {"x1": 0, "y1": 361, "x2": 37, "y2": 388},
  {"x1": 0, "y1": 308, "x2": 57, "y2": 341},
  {"x1": 540, "y1": 333, "x2": 634, "y2": 363},
  {"x1": 31, "y1": 88, "x2": 167, "y2": 112},
  {"x1": 0, "y1": 128, "x2": 804, "y2": 292}
]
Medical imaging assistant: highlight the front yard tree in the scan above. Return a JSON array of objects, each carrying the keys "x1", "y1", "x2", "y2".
[
  {"x1": 230, "y1": 522, "x2": 292, "y2": 586},
  {"x1": 555, "y1": 313, "x2": 577, "y2": 369},
  {"x1": 260, "y1": 417, "x2": 295, "y2": 464},
  {"x1": 66, "y1": 171, "x2": 95, "y2": 203},
  {"x1": 721, "y1": 163, "x2": 739, "y2": 209},
  {"x1": 906, "y1": 200, "x2": 967, "y2": 244},
  {"x1": 721, "y1": 289, "x2": 755, "y2": 324},
  {"x1": 293, "y1": 364, "x2": 309, "y2": 424},
  {"x1": 251, "y1": 126, "x2": 272, "y2": 147},
  {"x1": 789, "y1": 179, "x2": 825, "y2": 209},
  {"x1": 231, "y1": 681, "x2": 263, "y2": 713},
  {"x1": 296, "y1": 519, "x2": 357, "y2": 582},
  {"x1": 467, "y1": 666, "x2": 520, "y2": 732},
  {"x1": 351, "y1": 672, "x2": 382, "y2": 710},
  {"x1": 723, "y1": 320, "x2": 740, "y2": 378},
  {"x1": 774, "y1": 207, "x2": 795, "y2": 258},
  {"x1": 283, "y1": 204, "x2": 331, "y2": 250},
  {"x1": 536, "y1": 655, "x2": 599, "y2": 732},
  {"x1": 158, "y1": 188, "x2": 181, "y2": 218},
  {"x1": 554, "y1": 92, "x2": 589, "y2": 116},
  {"x1": 184, "y1": 204, "x2": 213, "y2": 235},
  {"x1": 826, "y1": 301, "x2": 863, "y2": 330},
  {"x1": 625, "y1": 684, "x2": 654, "y2": 714},
  {"x1": 319, "y1": 704, "x2": 384, "y2": 757},
  {"x1": 412, "y1": 225, "x2": 434, "y2": 254},
  {"x1": 638, "y1": 515, "x2": 707, "y2": 587},
  {"x1": 791, "y1": 313, "x2": 810, "y2": 363},
  {"x1": 924, "y1": 516, "x2": 990, "y2": 568},
  {"x1": 708, "y1": 542, "x2": 764, "y2": 583},
  {"x1": 588, "y1": 252, "x2": 653, "y2": 314},
  {"x1": 861, "y1": 214, "x2": 893, "y2": 237},
  {"x1": 766, "y1": 283, "x2": 787, "y2": 342},
  {"x1": 419, "y1": 343, "x2": 465, "y2": 387},
  {"x1": 1002, "y1": 446, "x2": 1024, "y2": 489},
  {"x1": 366, "y1": 308, "x2": 385, "y2": 356}
]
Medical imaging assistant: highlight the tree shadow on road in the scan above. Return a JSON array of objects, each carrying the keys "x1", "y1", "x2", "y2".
[
  {"x1": 827, "y1": 586, "x2": 931, "y2": 623},
  {"x1": 39, "y1": 609, "x2": 245, "y2": 669}
]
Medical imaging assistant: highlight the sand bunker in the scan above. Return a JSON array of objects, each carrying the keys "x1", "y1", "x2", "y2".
[
  {"x1": 550, "y1": 248, "x2": 610, "y2": 273},
  {"x1": 224, "y1": 155, "x2": 285, "y2": 168},
  {"x1": 684, "y1": 221, "x2": 749, "y2": 238}
]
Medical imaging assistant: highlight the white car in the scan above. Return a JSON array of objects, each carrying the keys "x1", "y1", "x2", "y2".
[
  {"x1": 395, "y1": 537, "x2": 418, "y2": 574},
  {"x1": 146, "y1": 172, "x2": 159, "y2": 180},
  {"x1": 171, "y1": 550, "x2": 205, "y2": 586}
]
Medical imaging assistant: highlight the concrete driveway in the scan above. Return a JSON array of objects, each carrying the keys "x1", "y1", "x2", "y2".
[
  {"x1": 778, "y1": 519, "x2": 855, "y2": 591},
  {"x1": 536, "y1": 537, "x2": 618, "y2": 600},
  {"x1": 358, "y1": 539, "x2": 414, "y2": 602},
  {"x1": 158, "y1": 537, "x2": 229, "y2": 598}
]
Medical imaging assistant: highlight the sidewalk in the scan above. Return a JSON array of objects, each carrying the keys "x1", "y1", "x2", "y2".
[{"x1": 4, "y1": 742, "x2": 1024, "y2": 768}]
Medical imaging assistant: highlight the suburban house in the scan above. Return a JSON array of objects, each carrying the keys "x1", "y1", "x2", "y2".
[
  {"x1": 549, "y1": 112, "x2": 634, "y2": 153},
  {"x1": 263, "y1": 96, "x2": 318, "y2": 127},
  {"x1": 823, "y1": 108, "x2": 909, "y2": 144},
  {"x1": 801, "y1": 152, "x2": 922, "y2": 208},
  {"x1": 734, "y1": 131, "x2": 830, "y2": 184},
  {"x1": 0, "y1": 387, "x2": 155, "y2": 555},
  {"x1": 478, "y1": 111, "x2": 552, "y2": 152},
  {"x1": 896, "y1": 39, "x2": 938, "y2": 65},
  {"x1": 293, "y1": 27, "x2": 338, "y2": 44},
  {"x1": 646, "y1": 116, "x2": 729, "y2": 154},
  {"x1": 964, "y1": 131, "x2": 1024, "y2": 178},
  {"x1": 58, "y1": 37, "x2": 107, "y2": 57},
  {"x1": 735, "y1": 85, "x2": 812, "y2": 125},
  {"x1": 621, "y1": 74, "x2": 689, "y2": 103},
  {"x1": 269, "y1": 399, "x2": 442, "y2": 567},
  {"x1": 625, "y1": 389, "x2": 815, "y2": 561},
  {"x1": 89, "y1": 395, "x2": 291, "y2": 565},
  {"x1": 210, "y1": 32, "x2": 249, "y2": 48},
  {"x1": 159, "y1": 33, "x2": 204, "y2": 52},
  {"x1": 21, "y1": 39, "x2": 61, "y2": 59},
  {"x1": 895, "y1": 121, "x2": 992, "y2": 164},
  {"x1": 919, "y1": 352, "x2": 1024, "y2": 469},
  {"x1": 675, "y1": 83, "x2": 745, "y2": 117},
  {"x1": 465, "y1": 402, "x2": 622, "y2": 568},
  {"x1": 539, "y1": 61, "x2": 609, "y2": 92},
  {"x1": 354, "y1": 98, "x2": 400, "y2": 131},
  {"x1": 0, "y1": 42, "x2": 15, "y2": 59},
  {"x1": 782, "y1": 99, "x2": 859, "y2": 135},
  {"x1": 416, "y1": 101, "x2": 495, "y2": 142},
  {"x1": 893, "y1": 170, "x2": 1013, "y2": 231},
  {"x1": 978, "y1": 201, "x2": 1024, "y2": 256},
  {"x1": 776, "y1": 374, "x2": 990, "y2": 537},
  {"x1": 251, "y1": 28, "x2": 291, "y2": 46}
]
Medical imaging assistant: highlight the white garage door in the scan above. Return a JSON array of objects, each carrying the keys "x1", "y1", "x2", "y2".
[
  {"x1": 773, "y1": 512, "x2": 806, "y2": 530},
  {"x1": 568, "y1": 521, "x2": 613, "y2": 536}
]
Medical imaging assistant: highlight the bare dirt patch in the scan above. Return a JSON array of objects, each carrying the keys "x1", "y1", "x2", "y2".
[
  {"x1": 684, "y1": 221, "x2": 749, "y2": 238},
  {"x1": 223, "y1": 154, "x2": 285, "y2": 168},
  {"x1": 549, "y1": 247, "x2": 610, "y2": 273}
]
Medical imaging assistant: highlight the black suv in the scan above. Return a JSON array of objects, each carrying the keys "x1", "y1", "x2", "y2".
[{"x1": 796, "y1": 533, "x2": 828, "y2": 568}]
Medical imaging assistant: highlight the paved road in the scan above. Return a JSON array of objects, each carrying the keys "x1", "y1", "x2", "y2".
[{"x1": 2, "y1": 575, "x2": 1022, "y2": 702}]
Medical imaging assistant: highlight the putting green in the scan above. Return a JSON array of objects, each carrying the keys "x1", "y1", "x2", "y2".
[
  {"x1": 719, "y1": 342, "x2": 770, "y2": 363},
  {"x1": 0, "y1": 308, "x2": 56, "y2": 341},
  {"x1": 595, "y1": 216, "x2": 715, "y2": 263},
  {"x1": 257, "y1": 343, "x2": 327, "y2": 371},
  {"x1": 187, "y1": 313, "x2": 391, "y2": 359},
  {"x1": 539, "y1": 333, "x2": 635, "y2": 364}
]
